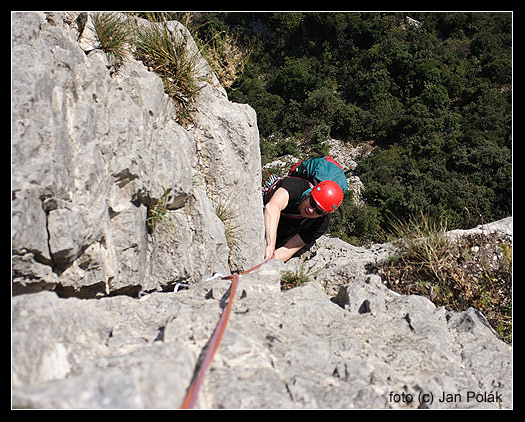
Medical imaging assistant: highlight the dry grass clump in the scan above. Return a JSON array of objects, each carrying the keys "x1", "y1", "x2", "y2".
[
  {"x1": 198, "y1": 30, "x2": 250, "y2": 89},
  {"x1": 280, "y1": 262, "x2": 325, "y2": 291},
  {"x1": 90, "y1": 12, "x2": 201, "y2": 123},
  {"x1": 90, "y1": 12, "x2": 134, "y2": 68},
  {"x1": 371, "y1": 213, "x2": 512, "y2": 343},
  {"x1": 133, "y1": 16, "x2": 201, "y2": 123}
]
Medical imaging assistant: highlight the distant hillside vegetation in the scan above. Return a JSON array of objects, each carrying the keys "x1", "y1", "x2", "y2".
[{"x1": 187, "y1": 12, "x2": 512, "y2": 243}]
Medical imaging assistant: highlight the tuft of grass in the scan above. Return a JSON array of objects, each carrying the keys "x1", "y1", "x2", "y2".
[
  {"x1": 280, "y1": 262, "x2": 324, "y2": 291},
  {"x1": 197, "y1": 29, "x2": 251, "y2": 89},
  {"x1": 146, "y1": 189, "x2": 175, "y2": 234},
  {"x1": 90, "y1": 12, "x2": 247, "y2": 123},
  {"x1": 133, "y1": 17, "x2": 201, "y2": 122},
  {"x1": 374, "y1": 212, "x2": 512, "y2": 343},
  {"x1": 214, "y1": 198, "x2": 241, "y2": 251},
  {"x1": 387, "y1": 212, "x2": 451, "y2": 286},
  {"x1": 91, "y1": 12, "x2": 134, "y2": 69}
]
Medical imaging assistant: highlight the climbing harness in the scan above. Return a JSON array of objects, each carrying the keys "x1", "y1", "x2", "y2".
[{"x1": 180, "y1": 259, "x2": 269, "y2": 409}]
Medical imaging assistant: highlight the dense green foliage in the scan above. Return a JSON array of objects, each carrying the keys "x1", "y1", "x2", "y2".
[{"x1": 191, "y1": 12, "x2": 512, "y2": 243}]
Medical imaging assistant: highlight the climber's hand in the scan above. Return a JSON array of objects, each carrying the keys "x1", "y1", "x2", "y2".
[{"x1": 265, "y1": 245, "x2": 276, "y2": 261}]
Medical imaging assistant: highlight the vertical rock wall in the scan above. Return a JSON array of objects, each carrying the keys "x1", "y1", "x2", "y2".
[{"x1": 12, "y1": 12, "x2": 265, "y2": 297}]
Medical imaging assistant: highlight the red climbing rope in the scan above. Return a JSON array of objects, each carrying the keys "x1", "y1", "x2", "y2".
[{"x1": 180, "y1": 260, "x2": 269, "y2": 409}]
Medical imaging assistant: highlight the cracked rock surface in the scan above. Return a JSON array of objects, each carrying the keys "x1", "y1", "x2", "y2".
[
  {"x1": 13, "y1": 258, "x2": 512, "y2": 409},
  {"x1": 11, "y1": 12, "x2": 512, "y2": 409}
]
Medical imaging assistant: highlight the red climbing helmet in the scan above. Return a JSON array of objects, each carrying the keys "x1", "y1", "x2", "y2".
[{"x1": 311, "y1": 180, "x2": 344, "y2": 213}]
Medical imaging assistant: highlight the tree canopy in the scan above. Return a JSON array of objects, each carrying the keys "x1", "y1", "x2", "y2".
[{"x1": 191, "y1": 12, "x2": 512, "y2": 243}]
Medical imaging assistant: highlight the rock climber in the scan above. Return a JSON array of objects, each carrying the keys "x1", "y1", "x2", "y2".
[{"x1": 263, "y1": 177, "x2": 344, "y2": 262}]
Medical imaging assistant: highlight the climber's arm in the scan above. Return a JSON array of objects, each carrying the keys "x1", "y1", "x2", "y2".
[
  {"x1": 264, "y1": 187, "x2": 289, "y2": 260},
  {"x1": 274, "y1": 233, "x2": 306, "y2": 262}
]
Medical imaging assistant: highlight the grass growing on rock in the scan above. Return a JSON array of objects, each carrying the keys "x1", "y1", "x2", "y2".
[
  {"x1": 370, "y1": 214, "x2": 512, "y2": 343},
  {"x1": 91, "y1": 12, "x2": 134, "y2": 69},
  {"x1": 280, "y1": 262, "x2": 325, "y2": 291},
  {"x1": 133, "y1": 17, "x2": 201, "y2": 123},
  {"x1": 90, "y1": 12, "x2": 202, "y2": 124}
]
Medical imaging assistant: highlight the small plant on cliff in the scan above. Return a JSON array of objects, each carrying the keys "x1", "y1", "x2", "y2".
[
  {"x1": 387, "y1": 212, "x2": 451, "y2": 286},
  {"x1": 133, "y1": 16, "x2": 201, "y2": 122},
  {"x1": 197, "y1": 29, "x2": 251, "y2": 89},
  {"x1": 214, "y1": 198, "x2": 241, "y2": 251},
  {"x1": 146, "y1": 189, "x2": 175, "y2": 235},
  {"x1": 374, "y1": 212, "x2": 512, "y2": 343},
  {"x1": 91, "y1": 12, "x2": 133, "y2": 69},
  {"x1": 280, "y1": 262, "x2": 324, "y2": 291}
]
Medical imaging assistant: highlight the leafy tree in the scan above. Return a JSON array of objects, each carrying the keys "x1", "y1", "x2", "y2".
[{"x1": 197, "y1": 12, "x2": 511, "y2": 242}]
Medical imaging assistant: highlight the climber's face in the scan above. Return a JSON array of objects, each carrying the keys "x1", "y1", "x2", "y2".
[{"x1": 298, "y1": 194, "x2": 325, "y2": 219}]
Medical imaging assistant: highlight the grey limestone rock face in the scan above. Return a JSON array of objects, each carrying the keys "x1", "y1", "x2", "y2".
[
  {"x1": 12, "y1": 256, "x2": 512, "y2": 409},
  {"x1": 11, "y1": 12, "x2": 512, "y2": 409},
  {"x1": 12, "y1": 12, "x2": 263, "y2": 297}
]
